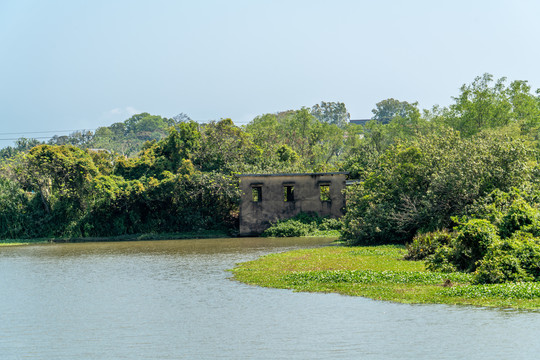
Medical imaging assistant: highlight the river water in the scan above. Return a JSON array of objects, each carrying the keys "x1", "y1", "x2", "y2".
[{"x1": 1, "y1": 237, "x2": 539, "y2": 359}]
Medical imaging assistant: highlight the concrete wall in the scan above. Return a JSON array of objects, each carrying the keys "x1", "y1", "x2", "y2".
[{"x1": 237, "y1": 172, "x2": 348, "y2": 236}]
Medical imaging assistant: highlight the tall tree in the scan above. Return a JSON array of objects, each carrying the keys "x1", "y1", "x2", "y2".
[
  {"x1": 311, "y1": 101, "x2": 350, "y2": 128},
  {"x1": 372, "y1": 98, "x2": 420, "y2": 124},
  {"x1": 432, "y1": 73, "x2": 540, "y2": 137},
  {"x1": 154, "y1": 122, "x2": 201, "y2": 173},
  {"x1": 20, "y1": 145, "x2": 99, "y2": 214},
  {"x1": 194, "y1": 119, "x2": 261, "y2": 173}
]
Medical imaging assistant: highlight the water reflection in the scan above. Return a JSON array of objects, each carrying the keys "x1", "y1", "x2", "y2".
[{"x1": 1, "y1": 238, "x2": 539, "y2": 359}]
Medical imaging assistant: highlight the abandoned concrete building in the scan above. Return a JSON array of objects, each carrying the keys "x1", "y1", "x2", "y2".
[{"x1": 237, "y1": 172, "x2": 348, "y2": 236}]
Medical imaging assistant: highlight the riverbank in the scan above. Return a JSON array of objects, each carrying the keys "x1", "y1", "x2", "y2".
[
  {"x1": 231, "y1": 245, "x2": 540, "y2": 309},
  {"x1": 0, "y1": 230, "x2": 231, "y2": 246}
]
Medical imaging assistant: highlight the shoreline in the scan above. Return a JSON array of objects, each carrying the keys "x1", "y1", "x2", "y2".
[
  {"x1": 0, "y1": 232, "x2": 341, "y2": 246},
  {"x1": 0, "y1": 230, "x2": 231, "y2": 246},
  {"x1": 230, "y1": 245, "x2": 540, "y2": 310}
]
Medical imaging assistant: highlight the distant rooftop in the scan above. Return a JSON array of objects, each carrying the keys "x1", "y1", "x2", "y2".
[
  {"x1": 349, "y1": 119, "x2": 372, "y2": 126},
  {"x1": 350, "y1": 118, "x2": 391, "y2": 126}
]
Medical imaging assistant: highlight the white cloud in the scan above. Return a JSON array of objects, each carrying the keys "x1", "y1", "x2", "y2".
[
  {"x1": 105, "y1": 106, "x2": 141, "y2": 118},
  {"x1": 125, "y1": 106, "x2": 139, "y2": 116},
  {"x1": 108, "y1": 108, "x2": 122, "y2": 115}
]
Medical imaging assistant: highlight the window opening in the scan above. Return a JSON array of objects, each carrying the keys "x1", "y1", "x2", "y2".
[
  {"x1": 252, "y1": 186, "x2": 262, "y2": 202},
  {"x1": 320, "y1": 184, "x2": 330, "y2": 201},
  {"x1": 284, "y1": 185, "x2": 295, "y2": 202}
]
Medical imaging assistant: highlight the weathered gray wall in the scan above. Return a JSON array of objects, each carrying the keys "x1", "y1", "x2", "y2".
[{"x1": 238, "y1": 173, "x2": 347, "y2": 236}]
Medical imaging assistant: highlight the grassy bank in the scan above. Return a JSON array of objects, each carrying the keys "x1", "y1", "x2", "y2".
[
  {"x1": 0, "y1": 238, "x2": 49, "y2": 246},
  {"x1": 0, "y1": 230, "x2": 230, "y2": 246},
  {"x1": 231, "y1": 245, "x2": 540, "y2": 309}
]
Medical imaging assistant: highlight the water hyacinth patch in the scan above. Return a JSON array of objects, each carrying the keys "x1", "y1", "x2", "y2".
[
  {"x1": 284, "y1": 269, "x2": 472, "y2": 286},
  {"x1": 439, "y1": 282, "x2": 540, "y2": 300},
  {"x1": 347, "y1": 245, "x2": 405, "y2": 257}
]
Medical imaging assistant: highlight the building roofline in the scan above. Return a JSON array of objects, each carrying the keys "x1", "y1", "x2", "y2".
[{"x1": 236, "y1": 171, "x2": 349, "y2": 178}]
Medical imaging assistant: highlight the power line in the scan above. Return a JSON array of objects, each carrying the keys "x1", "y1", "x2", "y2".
[
  {"x1": 0, "y1": 136, "x2": 77, "y2": 141},
  {"x1": 0, "y1": 120, "x2": 222, "y2": 138},
  {"x1": 0, "y1": 118, "x2": 248, "y2": 136},
  {"x1": 0, "y1": 119, "x2": 250, "y2": 142},
  {"x1": 0, "y1": 129, "x2": 96, "y2": 136}
]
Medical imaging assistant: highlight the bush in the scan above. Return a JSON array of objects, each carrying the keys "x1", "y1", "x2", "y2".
[
  {"x1": 423, "y1": 190, "x2": 540, "y2": 283},
  {"x1": 261, "y1": 220, "x2": 312, "y2": 237},
  {"x1": 261, "y1": 212, "x2": 342, "y2": 237},
  {"x1": 473, "y1": 252, "x2": 531, "y2": 284},
  {"x1": 452, "y1": 219, "x2": 500, "y2": 272},
  {"x1": 464, "y1": 188, "x2": 521, "y2": 229},
  {"x1": 474, "y1": 232, "x2": 540, "y2": 284},
  {"x1": 499, "y1": 198, "x2": 540, "y2": 238},
  {"x1": 319, "y1": 217, "x2": 342, "y2": 231},
  {"x1": 463, "y1": 189, "x2": 540, "y2": 238},
  {"x1": 425, "y1": 245, "x2": 458, "y2": 273},
  {"x1": 404, "y1": 230, "x2": 452, "y2": 261},
  {"x1": 420, "y1": 194, "x2": 540, "y2": 283},
  {"x1": 423, "y1": 219, "x2": 499, "y2": 273}
]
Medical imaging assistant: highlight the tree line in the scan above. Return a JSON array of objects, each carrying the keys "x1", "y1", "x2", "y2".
[
  {"x1": 2, "y1": 72, "x2": 540, "y2": 284},
  {"x1": 0, "y1": 101, "x2": 356, "y2": 239}
]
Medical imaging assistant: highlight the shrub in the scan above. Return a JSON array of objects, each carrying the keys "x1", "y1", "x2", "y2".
[
  {"x1": 261, "y1": 219, "x2": 312, "y2": 237},
  {"x1": 425, "y1": 245, "x2": 458, "y2": 273},
  {"x1": 464, "y1": 188, "x2": 521, "y2": 228},
  {"x1": 473, "y1": 252, "x2": 531, "y2": 284},
  {"x1": 261, "y1": 212, "x2": 342, "y2": 237},
  {"x1": 498, "y1": 198, "x2": 540, "y2": 238},
  {"x1": 319, "y1": 217, "x2": 342, "y2": 231},
  {"x1": 474, "y1": 232, "x2": 540, "y2": 284},
  {"x1": 452, "y1": 219, "x2": 499, "y2": 272},
  {"x1": 404, "y1": 230, "x2": 452, "y2": 261},
  {"x1": 423, "y1": 219, "x2": 499, "y2": 273}
]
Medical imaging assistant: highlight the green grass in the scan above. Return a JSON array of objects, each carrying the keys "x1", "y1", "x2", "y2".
[
  {"x1": 230, "y1": 245, "x2": 540, "y2": 309},
  {"x1": 0, "y1": 230, "x2": 230, "y2": 246},
  {"x1": 0, "y1": 238, "x2": 49, "y2": 246}
]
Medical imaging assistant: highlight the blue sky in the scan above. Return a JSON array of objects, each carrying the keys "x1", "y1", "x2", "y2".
[{"x1": 1, "y1": 0, "x2": 540, "y2": 147}]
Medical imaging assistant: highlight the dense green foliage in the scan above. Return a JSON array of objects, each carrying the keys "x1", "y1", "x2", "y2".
[
  {"x1": 429, "y1": 74, "x2": 540, "y2": 137},
  {"x1": 474, "y1": 232, "x2": 540, "y2": 284},
  {"x1": 425, "y1": 219, "x2": 500, "y2": 273},
  {"x1": 244, "y1": 107, "x2": 356, "y2": 172},
  {"x1": 0, "y1": 103, "x2": 354, "y2": 240},
  {"x1": 342, "y1": 130, "x2": 533, "y2": 245},
  {"x1": 440, "y1": 281, "x2": 540, "y2": 300},
  {"x1": 86, "y1": 112, "x2": 184, "y2": 157},
  {"x1": 404, "y1": 230, "x2": 452, "y2": 261},
  {"x1": 416, "y1": 190, "x2": 540, "y2": 284},
  {"x1": 0, "y1": 131, "x2": 241, "y2": 239}
]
